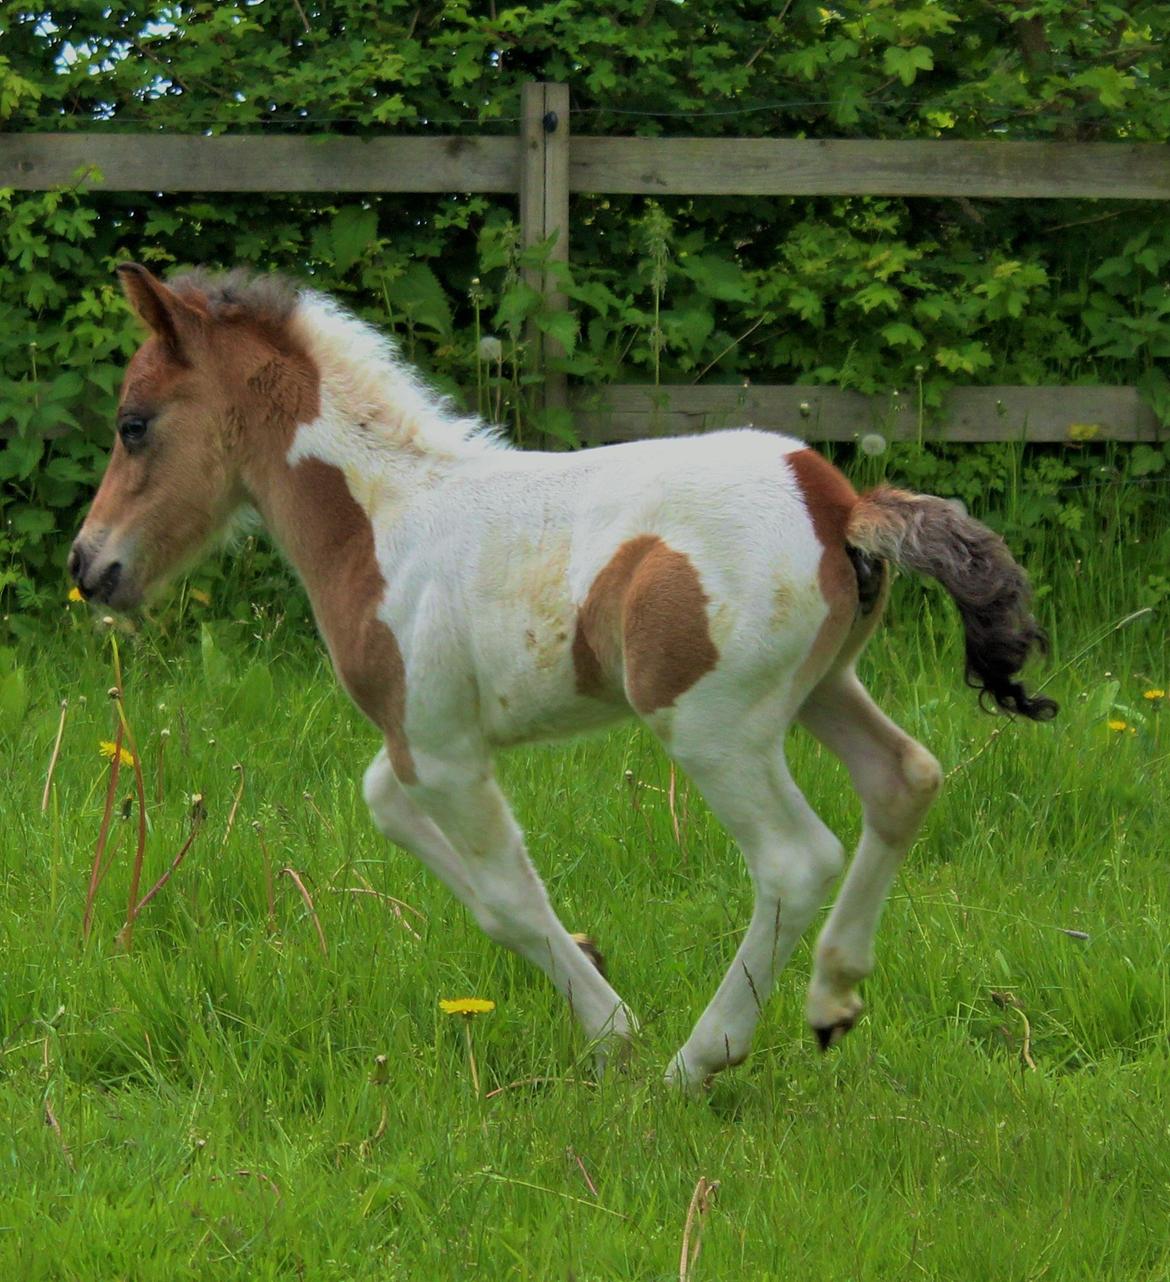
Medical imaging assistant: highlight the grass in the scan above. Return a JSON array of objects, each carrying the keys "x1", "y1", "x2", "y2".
[{"x1": 1, "y1": 533, "x2": 1168, "y2": 1281}]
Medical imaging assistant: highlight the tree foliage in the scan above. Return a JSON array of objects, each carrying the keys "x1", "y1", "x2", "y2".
[{"x1": 2, "y1": 1, "x2": 1170, "y2": 612}]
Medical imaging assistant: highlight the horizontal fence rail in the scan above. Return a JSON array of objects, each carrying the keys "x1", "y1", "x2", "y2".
[
  {"x1": 0, "y1": 134, "x2": 520, "y2": 193},
  {"x1": 572, "y1": 385, "x2": 1161, "y2": 445},
  {"x1": 568, "y1": 138, "x2": 1170, "y2": 200},
  {"x1": 5, "y1": 133, "x2": 1170, "y2": 200},
  {"x1": 3, "y1": 85, "x2": 1167, "y2": 443}
]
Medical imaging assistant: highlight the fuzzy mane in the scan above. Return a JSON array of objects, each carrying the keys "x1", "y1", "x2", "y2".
[
  {"x1": 168, "y1": 266, "x2": 505, "y2": 460},
  {"x1": 169, "y1": 267, "x2": 300, "y2": 328}
]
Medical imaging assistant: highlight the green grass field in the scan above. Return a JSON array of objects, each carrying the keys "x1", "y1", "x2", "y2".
[{"x1": 2, "y1": 535, "x2": 1167, "y2": 1281}]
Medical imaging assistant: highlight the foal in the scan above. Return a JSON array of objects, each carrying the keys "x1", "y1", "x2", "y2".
[{"x1": 71, "y1": 265, "x2": 1056, "y2": 1089}]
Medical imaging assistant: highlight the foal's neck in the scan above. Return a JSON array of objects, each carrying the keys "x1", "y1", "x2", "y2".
[
  {"x1": 242, "y1": 292, "x2": 498, "y2": 655},
  {"x1": 286, "y1": 291, "x2": 497, "y2": 480}
]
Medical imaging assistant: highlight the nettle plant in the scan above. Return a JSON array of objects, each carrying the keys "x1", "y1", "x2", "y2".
[{"x1": 3, "y1": 0, "x2": 1170, "y2": 621}]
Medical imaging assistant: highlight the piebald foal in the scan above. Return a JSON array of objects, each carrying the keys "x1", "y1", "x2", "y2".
[{"x1": 72, "y1": 266, "x2": 1056, "y2": 1090}]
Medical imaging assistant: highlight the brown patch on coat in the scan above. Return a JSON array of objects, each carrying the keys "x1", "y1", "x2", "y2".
[
  {"x1": 278, "y1": 459, "x2": 416, "y2": 783},
  {"x1": 573, "y1": 535, "x2": 719, "y2": 714},
  {"x1": 238, "y1": 364, "x2": 415, "y2": 783},
  {"x1": 788, "y1": 449, "x2": 861, "y2": 685}
]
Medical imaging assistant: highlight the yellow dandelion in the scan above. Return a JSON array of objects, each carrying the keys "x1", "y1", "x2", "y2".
[
  {"x1": 1106, "y1": 719, "x2": 1128, "y2": 733},
  {"x1": 189, "y1": 587, "x2": 211, "y2": 605},
  {"x1": 1143, "y1": 688, "x2": 1165, "y2": 701},
  {"x1": 439, "y1": 997, "x2": 495, "y2": 1016},
  {"x1": 67, "y1": 586, "x2": 84, "y2": 603},
  {"x1": 99, "y1": 740, "x2": 136, "y2": 768}
]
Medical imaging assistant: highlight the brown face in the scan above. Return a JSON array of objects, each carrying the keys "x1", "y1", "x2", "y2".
[{"x1": 70, "y1": 266, "x2": 250, "y2": 610}]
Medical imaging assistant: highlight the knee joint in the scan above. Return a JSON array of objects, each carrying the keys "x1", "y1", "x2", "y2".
[
  {"x1": 899, "y1": 741, "x2": 942, "y2": 804},
  {"x1": 754, "y1": 829, "x2": 843, "y2": 905},
  {"x1": 361, "y1": 749, "x2": 391, "y2": 810},
  {"x1": 472, "y1": 890, "x2": 542, "y2": 948}
]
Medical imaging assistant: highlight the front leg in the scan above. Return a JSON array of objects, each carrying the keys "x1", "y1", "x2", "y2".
[
  {"x1": 364, "y1": 745, "x2": 637, "y2": 1063},
  {"x1": 363, "y1": 746, "x2": 476, "y2": 901}
]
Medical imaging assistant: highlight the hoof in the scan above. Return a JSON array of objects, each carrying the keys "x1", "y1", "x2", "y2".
[
  {"x1": 572, "y1": 932, "x2": 607, "y2": 979},
  {"x1": 664, "y1": 1056, "x2": 709, "y2": 1098},
  {"x1": 812, "y1": 1016, "x2": 857, "y2": 1052}
]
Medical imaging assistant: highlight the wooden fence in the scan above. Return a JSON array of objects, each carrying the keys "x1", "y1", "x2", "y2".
[{"x1": 4, "y1": 81, "x2": 1167, "y2": 444}]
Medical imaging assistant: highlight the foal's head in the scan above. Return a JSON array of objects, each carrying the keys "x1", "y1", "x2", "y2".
[{"x1": 70, "y1": 265, "x2": 313, "y2": 609}]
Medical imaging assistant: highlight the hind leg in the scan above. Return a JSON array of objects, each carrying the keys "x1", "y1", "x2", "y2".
[
  {"x1": 659, "y1": 708, "x2": 845, "y2": 1092},
  {"x1": 798, "y1": 671, "x2": 942, "y2": 1046}
]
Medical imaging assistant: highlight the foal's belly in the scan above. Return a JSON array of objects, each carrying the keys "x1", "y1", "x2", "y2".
[{"x1": 475, "y1": 618, "x2": 630, "y2": 748}]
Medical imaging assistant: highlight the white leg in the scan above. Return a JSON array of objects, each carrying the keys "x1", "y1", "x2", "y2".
[
  {"x1": 798, "y1": 672, "x2": 942, "y2": 1045},
  {"x1": 663, "y1": 738, "x2": 844, "y2": 1092},
  {"x1": 363, "y1": 746, "x2": 476, "y2": 901},
  {"x1": 401, "y1": 750, "x2": 637, "y2": 1058}
]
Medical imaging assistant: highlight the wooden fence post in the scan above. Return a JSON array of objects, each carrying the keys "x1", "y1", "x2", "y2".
[{"x1": 520, "y1": 81, "x2": 570, "y2": 429}]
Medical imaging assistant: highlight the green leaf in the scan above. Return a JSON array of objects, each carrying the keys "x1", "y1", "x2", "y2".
[
  {"x1": 679, "y1": 255, "x2": 753, "y2": 303},
  {"x1": 0, "y1": 435, "x2": 44, "y2": 481},
  {"x1": 880, "y1": 322, "x2": 925, "y2": 350},
  {"x1": 535, "y1": 310, "x2": 579, "y2": 355},
  {"x1": 200, "y1": 624, "x2": 232, "y2": 689},
  {"x1": 1087, "y1": 679, "x2": 1121, "y2": 721},
  {"x1": 661, "y1": 305, "x2": 714, "y2": 355},
  {"x1": 228, "y1": 661, "x2": 275, "y2": 721},
  {"x1": 532, "y1": 405, "x2": 580, "y2": 448},
  {"x1": 1130, "y1": 444, "x2": 1166, "y2": 477},
  {"x1": 385, "y1": 263, "x2": 453, "y2": 339},
  {"x1": 882, "y1": 44, "x2": 934, "y2": 86},
  {"x1": 493, "y1": 283, "x2": 543, "y2": 332},
  {"x1": 854, "y1": 282, "x2": 901, "y2": 313},
  {"x1": 10, "y1": 507, "x2": 56, "y2": 537},
  {"x1": 330, "y1": 206, "x2": 379, "y2": 273},
  {"x1": 43, "y1": 371, "x2": 84, "y2": 402}
]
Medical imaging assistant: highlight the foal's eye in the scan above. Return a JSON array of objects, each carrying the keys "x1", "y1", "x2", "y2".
[{"x1": 118, "y1": 415, "x2": 150, "y2": 448}]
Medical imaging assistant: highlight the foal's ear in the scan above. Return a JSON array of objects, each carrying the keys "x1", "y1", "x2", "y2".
[{"x1": 116, "y1": 263, "x2": 203, "y2": 359}]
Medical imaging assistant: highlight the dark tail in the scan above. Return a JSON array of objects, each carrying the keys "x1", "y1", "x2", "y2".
[{"x1": 847, "y1": 486, "x2": 1058, "y2": 721}]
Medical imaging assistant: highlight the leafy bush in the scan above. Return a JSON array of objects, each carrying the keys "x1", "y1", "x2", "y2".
[{"x1": 2, "y1": 1, "x2": 1169, "y2": 617}]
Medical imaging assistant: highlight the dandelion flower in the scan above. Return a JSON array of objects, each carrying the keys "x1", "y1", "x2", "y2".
[
  {"x1": 1143, "y1": 688, "x2": 1165, "y2": 701},
  {"x1": 99, "y1": 740, "x2": 136, "y2": 767},
  {"x1": 67, "y1": 586, "x2": 84, "y2": 603},
  {"x1": 439, "y1": 997, "x2": 495, "y2": 1016},
  {"x1": 1106, "y1": 719, "x2": 1128, "y2": 733}
]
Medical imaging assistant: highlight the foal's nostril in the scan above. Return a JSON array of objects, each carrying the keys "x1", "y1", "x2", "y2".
[
  {"x1": 96, "y1": 561, "x2": 122, "y2": 601},
  {"x1": 69, "y1": 543, "x2": 87, "y2": 585}
]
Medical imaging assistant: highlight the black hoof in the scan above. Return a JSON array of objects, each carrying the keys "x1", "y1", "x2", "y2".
[{"x1": 571, "y1": 932, "x2": 607, "y2": 979}]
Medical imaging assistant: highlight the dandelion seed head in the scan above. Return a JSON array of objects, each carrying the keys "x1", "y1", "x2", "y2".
[
  {"x1": 477, "y1": 335, "x2": 503, "y2": 363},
  {"x1": 860, "y1": 432, "x2": 887, "y2": 457}
]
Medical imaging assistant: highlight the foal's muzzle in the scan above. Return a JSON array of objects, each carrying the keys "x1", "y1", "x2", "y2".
[{"x1": 69, "y1": 537, "x2": 131, "y2": 607}]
